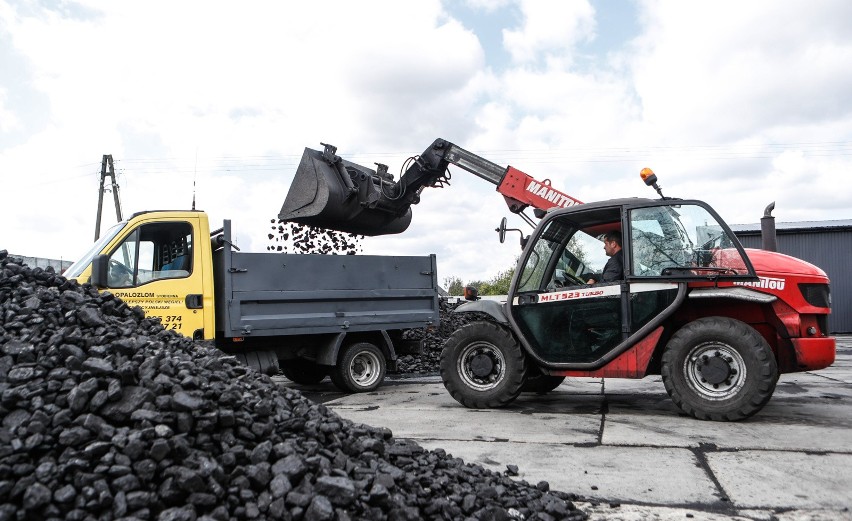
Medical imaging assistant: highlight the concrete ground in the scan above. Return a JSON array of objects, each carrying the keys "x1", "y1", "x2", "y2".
[{"x1": 276, "y1": 337, "x2": 852, "y2": 520}]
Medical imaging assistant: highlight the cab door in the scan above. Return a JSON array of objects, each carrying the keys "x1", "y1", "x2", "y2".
[
  {"x1": 625, "y1": 201, "x2": 756, "y2": 333},
  {"x1": 508, "y1": 207, "x2": 628, "y2": 366},
  {"x1": 101, "y1": 218, "x2": 207, "y2": 339}
]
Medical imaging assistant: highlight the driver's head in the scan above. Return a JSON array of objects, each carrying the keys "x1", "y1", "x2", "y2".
[{"x1": 603, "y1": 230, "x2": 622, "y2": 257}]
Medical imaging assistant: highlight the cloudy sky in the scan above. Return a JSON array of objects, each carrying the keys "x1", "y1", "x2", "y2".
[{"x1": 2, "y1": 0, "x2": 851, "y2": 286}]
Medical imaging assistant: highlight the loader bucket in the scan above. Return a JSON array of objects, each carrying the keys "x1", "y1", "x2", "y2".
[{"x1": 279, "y1": 147, "x2": 412, "y2": 236}]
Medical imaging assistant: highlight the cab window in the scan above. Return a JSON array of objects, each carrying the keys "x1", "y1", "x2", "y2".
[
  {"x1": 106, "y1": 222, "x2": 193, "y2": 287},
  {"x1": 629, "y1": 204, "x2": 747, "y2": 277},
  {"x1": 516, "y1": 209, "x2": 621, "y2": 293}
]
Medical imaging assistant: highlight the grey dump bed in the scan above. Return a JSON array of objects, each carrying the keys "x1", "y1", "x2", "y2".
[{"x1": 212, "y1": 221, "x2": 439, "y2": 338}]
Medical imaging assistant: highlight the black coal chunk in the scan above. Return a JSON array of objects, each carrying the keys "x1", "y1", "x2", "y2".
[{"x1": 395, "y1": 298, "x2": 492, "y2": 375}]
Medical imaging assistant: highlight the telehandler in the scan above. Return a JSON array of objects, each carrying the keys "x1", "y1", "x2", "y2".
[{"x1": 281, "y1": 139, "x2": 835, "y2": 420}]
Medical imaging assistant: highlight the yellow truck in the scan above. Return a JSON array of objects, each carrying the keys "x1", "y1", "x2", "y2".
[{"x1": 63, "y1": 210, "x2": 439, "y2": 392}]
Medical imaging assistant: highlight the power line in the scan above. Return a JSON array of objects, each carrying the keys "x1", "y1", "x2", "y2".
[{"x1": 11, "y1": 140, "x2": 852, "y2": 184}]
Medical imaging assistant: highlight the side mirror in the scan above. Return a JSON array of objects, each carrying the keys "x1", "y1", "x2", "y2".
[
  {"x1": 91, "y1": 254, "x2": 109, "y2": 288},
  {"x1": 495, "y1": 217, "x2": 527, "y2": 249}
]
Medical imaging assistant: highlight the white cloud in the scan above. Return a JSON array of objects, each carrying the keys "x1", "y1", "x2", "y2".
[
  {"x1": 630, "y1": 1, "x2": 852, "y2": 143},
  {"x1": 0, "y1": 88, "x2": 18, "y2": 133},
  {"x1": 464, "y1": 0, "x2": 513, "y2": 13},
  {"x1": 1, "y1": 0, "x2": 851, "y2": 286},
  {"x1": 502, "y1": 0, "x2": 596, "y2": 64}
]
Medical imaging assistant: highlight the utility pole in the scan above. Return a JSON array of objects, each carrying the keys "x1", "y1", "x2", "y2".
[{"x1": 94, "y1": 154, "x2": 123, "y2": 240}]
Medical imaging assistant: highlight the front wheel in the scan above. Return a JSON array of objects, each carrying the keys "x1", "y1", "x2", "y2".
[
  {"x1": 661, "y1": 317, "x2": 778, "y2": 421},
  {"x1": 331, "y1": 343, "x2": 386, "y2": 393},
  {"x1": 440, "y1": 321, "x2": 526, "y2": 408}
]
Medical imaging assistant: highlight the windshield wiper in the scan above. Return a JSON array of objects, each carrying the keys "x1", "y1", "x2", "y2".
[{"x1": 661, "y1": 266, "x2": 739, "y2": 277}]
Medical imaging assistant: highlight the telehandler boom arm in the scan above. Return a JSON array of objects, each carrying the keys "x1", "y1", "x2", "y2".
[{"x1": 279, "y1": 139, "x2": 582, "y2": 236}]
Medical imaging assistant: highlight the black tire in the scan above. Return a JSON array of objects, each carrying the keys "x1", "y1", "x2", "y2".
[
  {"x1": 330, "y1": 343, "x2": 386, "y2": 393},
  {"x1": 661, "y1": 317, "x2": 778, "y2": 421},
  {"x1": 281, "y1": 360, "x2": 328, "y2": 385},
  {"x1": 233, "y1": 350, "x2": 280, "y2": 376},
  {"x1": 522, "y1": 373, "x2": 566, "y2": 393},
  {"x1": 440, "y1": 321, "x2": 526, "y2": 408}
]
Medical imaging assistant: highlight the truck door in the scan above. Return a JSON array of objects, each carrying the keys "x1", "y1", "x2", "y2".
[{"x1": 101, "y1": 218, "x2": 207, "y2": 339}]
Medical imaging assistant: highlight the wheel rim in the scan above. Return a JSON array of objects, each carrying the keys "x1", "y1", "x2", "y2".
[
  {"x1": 683, "y1": 341, "x2": 747, "y2": 400},
  {"x1": 349, "y1": 350, "x2": 382, "y2": 388},
  {"x1": 457, "y1": 341, "x2": 506, "y2": 391}
]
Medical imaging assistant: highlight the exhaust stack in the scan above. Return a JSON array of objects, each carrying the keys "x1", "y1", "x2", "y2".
[{"x1": 761, "y1": 202, "x2": 777, "y2": 252}]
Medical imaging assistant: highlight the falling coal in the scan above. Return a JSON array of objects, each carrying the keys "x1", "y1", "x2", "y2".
[{"x1": 267, "y1": 220, "x2": 364, "y2": 256}]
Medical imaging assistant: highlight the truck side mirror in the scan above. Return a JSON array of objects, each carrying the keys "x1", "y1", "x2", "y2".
[{"x1": 91, "y1": 254, "x2": 109, "y2": 288}]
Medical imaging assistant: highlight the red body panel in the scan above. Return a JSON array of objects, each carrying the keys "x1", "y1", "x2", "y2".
[
  {"x1": 686, "y1": 248, "x2": 835, "y2": 373},
  {"x1": 497, "y1": 167, "x2": 583, "y2": 211},
  {"x1": 791, "y1": 337, "x2": 836, "y2": 370},
  {"x1": 550, "y1": 327, "x2": 663, "y2": 378}
]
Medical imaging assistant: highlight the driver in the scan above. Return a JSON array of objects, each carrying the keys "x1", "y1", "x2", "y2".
[{"x1": 587, "y1": 230, "x2": 623, "y2": 284}]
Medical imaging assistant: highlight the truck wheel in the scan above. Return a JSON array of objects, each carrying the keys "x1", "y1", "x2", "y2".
[
  {"x1": 233, "y1": 350, "x2": 280, "y2": 376},
  {"x1": 522, "y1": 374, "x2": 565, "y2": 393},
  {"x1": 661, "y1": 317, "x2": 778, "y2": 421},
  {"x1": 330, "y1": 343, "x2": 386, "y2": 393},
  {"x1": 281, "y1": 360, "x2": 327, "y2": 385},
  {"x1": 440, "y1": 321, "x2": 526, "y2": 408}
]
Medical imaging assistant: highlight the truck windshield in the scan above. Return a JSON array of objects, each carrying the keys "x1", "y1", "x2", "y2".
[{"x1": 63, "y1": 222, "x2": 126, "y2": 278}]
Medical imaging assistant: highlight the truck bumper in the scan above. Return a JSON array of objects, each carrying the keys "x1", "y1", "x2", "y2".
[{"x1": 791, "y1": 337, "x2": 835, "y2": 370}]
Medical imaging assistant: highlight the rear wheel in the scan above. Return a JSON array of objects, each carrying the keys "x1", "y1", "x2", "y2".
[
  {"x1": 661, "y1": 317, "x2": 778, "y2": 421},
  {"x1": 440, "y1": 321, "x2": 526, "y2": 408},
  {"x1": 233, "y1": 350, "x2": 280, "y2": 376},
  {"x1": 281, "y1": 359, "x2": 327, "y2": 384},
  {"x1": 331, "y1": 343, "x2": 386, "y2": 393}
]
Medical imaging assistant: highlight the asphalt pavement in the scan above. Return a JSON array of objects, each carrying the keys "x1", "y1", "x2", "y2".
[{"x1": 276, "y1": 336, "x2": 852, "y2": 520}]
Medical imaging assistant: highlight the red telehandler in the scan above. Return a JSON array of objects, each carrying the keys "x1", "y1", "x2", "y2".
[{"x1": 280, "y1": 139, "x2": 835, "y2": 421}]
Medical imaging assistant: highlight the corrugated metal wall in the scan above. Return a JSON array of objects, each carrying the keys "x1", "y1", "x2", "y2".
[
  {"x1": 10, "y1": 254, "x2": 73, "y2": 273},
  {"x1": 735, "y1": 230, "x2": 851, "y2": 333}
]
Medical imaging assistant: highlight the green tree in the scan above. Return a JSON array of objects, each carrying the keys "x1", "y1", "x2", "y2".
[
  {"x1": 444, "y1": 259, "x2": 518, "y2": 297},
  {"x1": 479, "y1": 268, "x2": 514, "y2": 295},
  {"x1": 443, "y1": 276, "x2": 464, "y2": 296}
]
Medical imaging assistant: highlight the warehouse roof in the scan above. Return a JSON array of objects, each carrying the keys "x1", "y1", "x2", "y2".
[{"x1": 730, "y1": 219, "x2": 852, "y2": 234}]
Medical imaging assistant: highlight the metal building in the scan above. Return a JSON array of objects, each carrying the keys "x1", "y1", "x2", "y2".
[{"x1": 730, "y1": 220, "x2": 852, "y2": 333}]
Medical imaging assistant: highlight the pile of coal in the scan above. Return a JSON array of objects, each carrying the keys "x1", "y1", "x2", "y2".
[
  {"x1": 0, "y1": 250, "x2": 588, "y2": 521},
  {"x1": 396, "y1": 299, "x2": 490, "y2": 375},
  {"x1": 267, "y1": 221, "x2": 363, "y2": 256}
]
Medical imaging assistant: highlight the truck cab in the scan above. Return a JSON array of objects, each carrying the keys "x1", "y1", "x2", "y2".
[{"x1": 64, "y1": 211, "x2": 216, "y2": 340}]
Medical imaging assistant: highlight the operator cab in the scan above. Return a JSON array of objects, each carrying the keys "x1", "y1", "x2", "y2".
[{"x1": 508, "y1": 197, "x2": 757, "y2": 369}]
